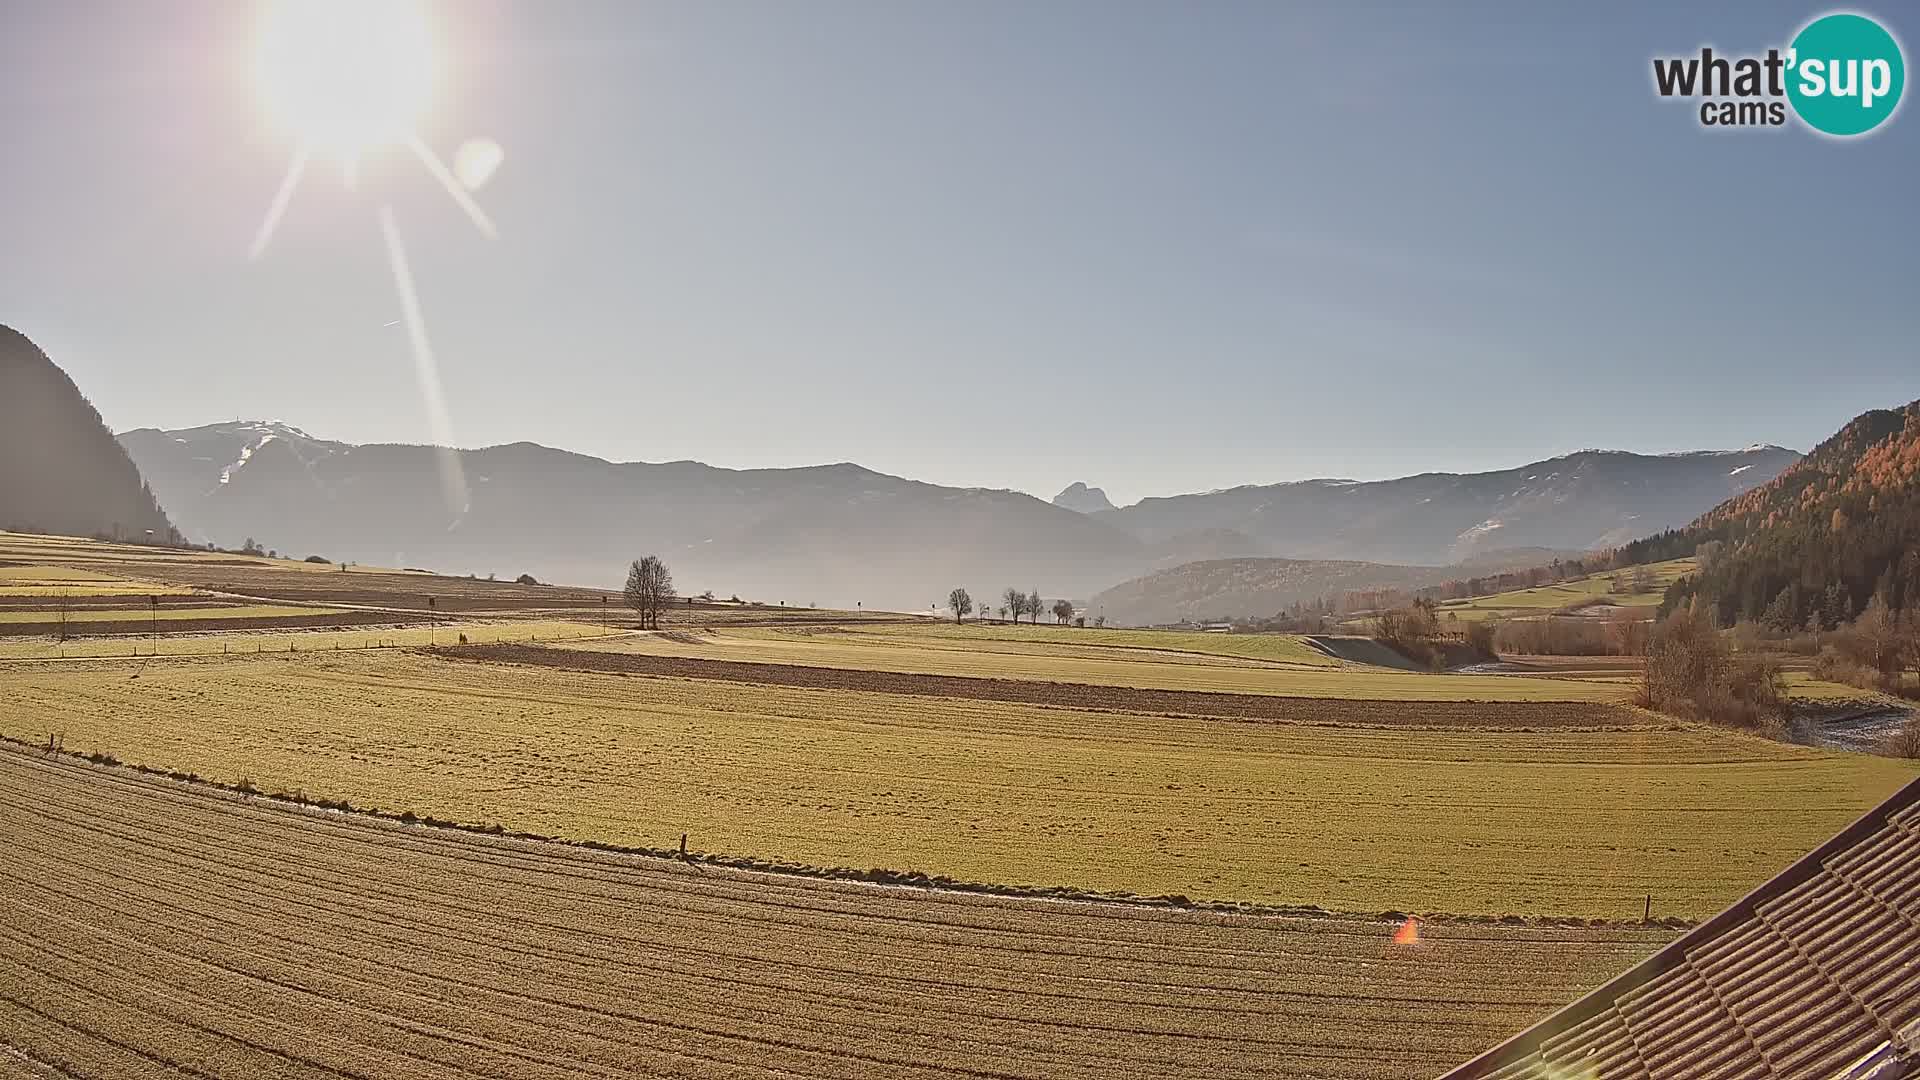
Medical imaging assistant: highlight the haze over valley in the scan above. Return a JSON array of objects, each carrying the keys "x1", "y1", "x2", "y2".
[{"x1": 116, "y1": 412, "x2": 1796, "y2": 617}]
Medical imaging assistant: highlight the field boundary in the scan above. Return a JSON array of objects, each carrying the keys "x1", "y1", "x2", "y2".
[
  {"x1": 0, "y1": 736, "x2": 1693, "y2": 931},
  {"x1": 427, "y1": 642, "x2": 1653, "y2": 728}
]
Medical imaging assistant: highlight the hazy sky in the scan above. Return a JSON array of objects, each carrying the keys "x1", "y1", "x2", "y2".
[{"x1": 3, "y1": 1, "x2": 1916, "y2": 505}]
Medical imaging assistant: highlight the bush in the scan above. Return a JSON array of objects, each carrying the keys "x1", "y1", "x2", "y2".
[
  {"x1": 1884, "y1": 715, "x2": 1920, "y2": 758},
  {"x1": 514, "y1": 573, "x2": 541, "y2": 586},
  {"x1": 1636, "y1": 602, "x2": 1788, "y2": 730},
  {"x1": 1463, "y1": 619, "x2": 1497, "y2": 657},
  {"x1": 304, "y1": 554, "x2": 331, "y2": 564},
  {"x1": 1494, "y1": 617, "x2": 1611, "y2": 656},
  {"x1": 1372, "y1": 600, "x2": 1446, "y2": 665},
  {"x1": 1811, "y1": 647, "x2": 1883, "y2": 690}
]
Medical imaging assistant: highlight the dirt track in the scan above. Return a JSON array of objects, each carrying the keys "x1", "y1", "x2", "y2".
[
  {"x1": 0, "y1": 747, "x2": 1673, "y2": 1079},
  {"x1": 436, "y1": 643, "x2": 1648, "y2": 729}
]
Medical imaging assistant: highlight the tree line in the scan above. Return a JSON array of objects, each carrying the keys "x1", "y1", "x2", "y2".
[{"x1": 945, "y1": 587, "x2": 1081, "y2": 626}]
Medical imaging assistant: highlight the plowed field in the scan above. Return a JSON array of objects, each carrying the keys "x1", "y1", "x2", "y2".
[{"x1": 0, "y1": 747, "x2": 1675, "y2": 1080}]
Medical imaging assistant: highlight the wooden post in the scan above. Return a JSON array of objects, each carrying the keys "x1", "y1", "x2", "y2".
[
  {"x1": 679, "y1": 833, "x2": 687, "y2": 859},
  {"x1": 1644, "y1": 895, "x2": 1652, "y2": 922}
]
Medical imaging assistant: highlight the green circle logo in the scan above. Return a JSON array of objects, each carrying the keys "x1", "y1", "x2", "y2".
[{"x1": 1787, "y1": 13, "x2": 1905, "y2": 136}]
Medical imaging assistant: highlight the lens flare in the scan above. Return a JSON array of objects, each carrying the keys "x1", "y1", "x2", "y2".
[
  {"x1": 378, "y1": 205, "x2": 471, "y2": 517},
  {"x1": 249, "y1": 0, "x2": 494, "y2": 522},
  {"x1": 1391, "y1": 917, "x2": 1421, "y2": 946},
  {"x1": 453, "y1": 138, "x2": 505, "y2": 191}
]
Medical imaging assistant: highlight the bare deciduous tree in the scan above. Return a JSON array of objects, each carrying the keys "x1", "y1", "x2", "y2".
[
  {"x1": 1003, "y1": 587, "x2": 1023, "y2": 625},
  {"x1": 625, "y1": 555, "x2": 675, "y2": 630},
  {"x1": 1027, "y1": 589, "x2": 1042, "y2": 626},
  {"x1": 947, "y1": 587, "x2": 973, "y2": 624},
  {"x1": 1051, "y1": 598, "x2": 1074, "y2": 625}
]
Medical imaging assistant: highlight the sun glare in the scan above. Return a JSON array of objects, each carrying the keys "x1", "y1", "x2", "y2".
[{"x1": 255, "y1": 0, "x2": 437, "y2": 155}]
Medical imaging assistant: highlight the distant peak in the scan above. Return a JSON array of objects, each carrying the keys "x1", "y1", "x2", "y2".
[{"x1": 1052, "y1": 482, "x2": 1116, "y2": 514}]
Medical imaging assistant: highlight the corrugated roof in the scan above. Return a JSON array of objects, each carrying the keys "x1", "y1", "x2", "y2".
[{"x1": 1440, "y1": 775, "x2": 1920, "y2": 1080}]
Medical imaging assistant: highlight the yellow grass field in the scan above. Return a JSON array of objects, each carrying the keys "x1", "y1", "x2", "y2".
[
  {"x1": 565, "y1": 625, "x2": 1634, "y2": 701},
  {"x1": 0, "y1": 603, "x2": 332, "y2": 624},
  {"x1": 2, "y1": 649, "x2": 1909, "y2": 920},
  {"x1": 0, "y1": 619, "x2": 611, "y2": 660},
  {"x1": 0, "y1": 531, "x2": 909, "y2": 630},
  {"x1": 893, "y1": 622, "x2": 1343, "y2": 665},
  {"x1": 0, "y1": 748, "x2": 1678, "y2": 1080},
  {"x1": 1435, "y1": 558, "x2": 1697, "y2": 623}
]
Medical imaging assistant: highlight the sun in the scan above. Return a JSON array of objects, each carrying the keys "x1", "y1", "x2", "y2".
[{"x1": 254, "y1": 0, "x2": 437, "y2": 156}]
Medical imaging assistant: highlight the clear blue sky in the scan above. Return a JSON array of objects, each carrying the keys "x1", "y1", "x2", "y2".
[{"x1": 3, "y1": 1, "x2": 1915, "y2": 505}]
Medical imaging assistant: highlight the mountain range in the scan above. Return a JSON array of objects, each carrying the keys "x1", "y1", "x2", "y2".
[
  {"x1": 1090, "y1": 446, "x2": 1799, "y2": 566},
  {"x1": 115, "y1": 418, "x2": 1797, "y2": 615},
  {"x1": 0, "y1": 321, "x2": 1814, "y2": 618}
]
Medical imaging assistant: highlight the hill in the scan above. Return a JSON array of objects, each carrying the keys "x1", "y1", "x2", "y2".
[
  {"x1": 1092, "y1": 556, "x2": 1467, "y2": 626},
  {"x1": 1097, "y1": 447, "x2": 1798, "y2": 566},
  {"x1": 1623, "y1": 399, "x2": 1920, "y2": 628},
  {"x1": 0, "y1": 325, "x2": 173, "y2": 542}
]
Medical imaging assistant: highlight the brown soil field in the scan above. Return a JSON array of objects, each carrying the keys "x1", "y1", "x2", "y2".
[
  {"x1": 0, "y1": 747, "x2": 1675, "y2": 1080},
  {"x1": 440, "y1": 643, "x2": 1653, "y2": 730}
]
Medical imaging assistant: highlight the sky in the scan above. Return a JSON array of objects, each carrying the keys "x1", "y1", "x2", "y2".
[{"x1": 3, "y1": 1, "x2": 1916, "y2": 506}]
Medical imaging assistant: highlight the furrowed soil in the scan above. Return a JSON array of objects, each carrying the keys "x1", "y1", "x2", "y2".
[{"x1": 0, "y1": 747, "x2": 1676, "y2": 1080}]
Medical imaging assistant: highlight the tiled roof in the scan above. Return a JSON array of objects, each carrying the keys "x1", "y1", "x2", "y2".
[{"x1": 1440, "y1": 775, "x2": 1920, "y2": 1080}]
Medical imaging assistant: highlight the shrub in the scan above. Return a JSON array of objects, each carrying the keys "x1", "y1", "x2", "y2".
[
  {"x1": 514, "y1": 573, "x2": 541, "y2": 585},
  {"x1": 1464, "y1": 619, "x2": 1497, "y2": 658},
  {"x1": 1495, "y1": 617, "x2": 1613, "y2": 656},
  {"x1": 1884, "y1": 715, "x2": 1920, "y2": 758},
  {"x1": 1372, "y1": 599, "x2": 1446, "y2": 665},
  {"x1": 304, "y1": 554, "x2": 331, "y2": 564},
  {"x1": 1636, "y1": 602, "x2": 1788, "y2": 729}
]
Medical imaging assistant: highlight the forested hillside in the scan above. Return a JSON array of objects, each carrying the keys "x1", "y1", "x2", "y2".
[
  {"x1": 0, "y1": 326, "x2": 174, "y2": 542},
  {"x1": 1625, "y1": 400, "x2": 1920, "y2": 629}
]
